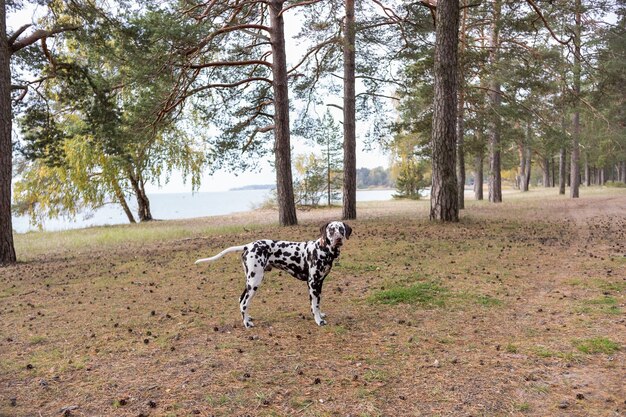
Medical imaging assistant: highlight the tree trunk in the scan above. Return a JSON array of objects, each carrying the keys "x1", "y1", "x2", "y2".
[
  {"x1": 599, "y1": 167, "x2": 605, "y2": 185},
  {"x1": 584, "y1": 154, "x2": 590, "y2": 186},
  {"x1": 456, "y1": 1, "x2": 468, "y2": 210},
  {"x1": 342, "y1": 0, "x2": 357, "y2": 220},
  {"x1": 473, "y1": 153, "x2": 484, "y2": 200},
  {"x1": 430, "y1": 0, "x2": 459, "y2": 222},
  {"x1": 327, "y1": 139, "x2": 331, "y2": 206},
  {"x1": 559, "y1": 147, "x2": 566, "y2": 194},
  {"x1": 270, "y1": 0, "x2": 297, "y2": 226},
  {"x1": 0, "y1": 2, "x2": 16, "y2": 265},
  {"x1": 525, "y1": 146, "x2": 531, "y2": 190},
  {"x1": 487, "y1": 0, "x2": 502, "y2": 203},
  {"x1": 620, "y1": 161, "x2": 626, "y2": 183},
  {"x1": 542, "y1": 157, "x2": 550, "y2": 187},
  {"x1": 570, "y1": 0, "x2": 581, "y2": 198},
  {"x1": 128, "y1": 172, "x2": 152, "y2": 222},
  {"x1": 112, "y1": 179, "x2": 136, "y2": 223},
  {"x1": 517, "y1": 144, "x2": 525, "y2": 190}
]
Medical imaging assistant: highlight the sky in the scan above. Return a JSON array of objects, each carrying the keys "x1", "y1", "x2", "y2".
[{"x1": 8, "y1": 3, "x2": 393, "y2": 193}]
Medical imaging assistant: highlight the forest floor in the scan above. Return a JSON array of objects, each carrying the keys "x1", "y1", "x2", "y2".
[{"x1": 1, "y1": 187, "x2": 625, "y2": 417}]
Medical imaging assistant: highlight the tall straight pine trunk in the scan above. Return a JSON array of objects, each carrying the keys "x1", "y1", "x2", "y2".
[
  {"x1": 430, "y1": 0, "x2": 459, "y2": 222},
  {"x1": 0, "y1": 0, "x2": 16, "y2": 264},
  {"x1": 570, "y1": 0, "x2": 581, "y2": 198},
  {"x1": 342, "y1": 0, "x2": 357, "y2": 220},
  {"x1": 474, "y1": 153, "x2": 484, "y2": 200},
  {"x1": 487, "y1": 0, "x2": 502, "y2": 203},
  {"x1": 270, "y1": 0, "x2": 297, "y2": 225},
  {"x1": 456, "y1": 1, "x2": 468, "y2": 210}
]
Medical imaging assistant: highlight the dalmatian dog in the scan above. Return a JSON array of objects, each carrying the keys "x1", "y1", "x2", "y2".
[{"x1": 195, "y1": 221, "x2": 352, "y2": 328}]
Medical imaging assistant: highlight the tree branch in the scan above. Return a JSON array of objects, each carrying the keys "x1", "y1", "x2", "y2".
[
  {"x1": 279, "y1": 0, "x2": 324, "y2": 17},
  {"x1": 186, "y1": 60, "x2": 273, "y2": 69},
  {"x1": 10, "y1": 25, "x2": 80, "y2": 54},
  {"x1": 524, "y1": 0, "x2": 573, "y2": 46},
  {"x1": 7, "y1": 24, "x2": 32, "y2": 45},
  {"x1": 184, "y1": 76, "x2": 272, "y2": 97}
]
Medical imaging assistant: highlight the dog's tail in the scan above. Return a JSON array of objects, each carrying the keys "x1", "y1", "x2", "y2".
[{"x1": 194, "y1": 245, "x2": 247, "y2": 265}]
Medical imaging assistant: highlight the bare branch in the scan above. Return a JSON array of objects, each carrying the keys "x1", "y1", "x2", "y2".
[
  {"x1": 287, "y1": 36, "x2": 338, "y2": 75},
  {"x1": 10, "y1": 25, "x2": 80, "y2": 54},
  {"x1": 524, "y1": 0, "x2": 573, "y2": 46},
  {"x1": 7, "y1": 24, "x2": 32, "y2": 45},
  {"x1": 326, "y1": 103, "x2": 343, "y2": 111},
  {"x1": 279, "y1": 0, "x2": 324, "y2": 17},
  {"x1": 356, "y1": 92, "x2": 399, "y2": 101},
  {"x1": 186, "y1": 60, "x2": 273, "y2": 69},
  {"x1": 184, "y1": 76, "x2": 272, "y2": 97}
]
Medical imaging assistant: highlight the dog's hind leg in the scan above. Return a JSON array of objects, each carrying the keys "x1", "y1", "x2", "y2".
[{"x1": 239, "y1": 261, "x2": 265, "y2": 328}]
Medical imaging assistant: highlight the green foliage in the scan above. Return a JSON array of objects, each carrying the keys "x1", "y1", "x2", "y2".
[
  {"x1": 604, "y1": 181, "x2": 626, "y2": 188},
  {"x1": 291, "y1": 111, "x2": 344, "y2": 207},
  {"x1": 389, "y1": 133, "x2": 430, "y2": 199},
  {"x1": 356, "y1": 167, "x2": 393, "y2": 189},
  {"x1": 13, "y1": 4, "x2": 207, "y2": 226}
]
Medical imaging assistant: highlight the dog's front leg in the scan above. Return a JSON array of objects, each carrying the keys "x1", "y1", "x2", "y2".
[{"x1": 307, "y1": 278, "x2": 326, "y2": 326}]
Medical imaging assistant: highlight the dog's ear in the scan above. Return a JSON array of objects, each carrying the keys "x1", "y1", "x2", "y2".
[
  {"x1": 343, "y1": 222, "x2": 353, "y2": 239},
  {"x1": 319, "y1": 222, "x2": 329, "y2": 247}
]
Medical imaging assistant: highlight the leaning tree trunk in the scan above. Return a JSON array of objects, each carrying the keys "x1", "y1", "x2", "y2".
[
  {"x1": 487, "y1": 0, "x2": 502, "y2": 203},
  {"x1": 570, "y1": 0, "x2": 581, "y2": 198},
  {"x1": 0, "y1": 2, "x2": 16, "y2": 265},
  {"x1": 111, "y1": 179, "x2": 136, "y2": 223},
  {"x1": 474, "y1": 152, "x2": 484, "y2": 200},
  {"x1": 342, "y1": 0, "x2": 357, "y2": 220},
  {"x1": 270, "y1": 0, "x2": 297, "y2": 225},
  {"x1": 128, "y1": 172, "x2": 153, "y2": 222},
  {"x1": 429, "y1": 0, "x2": 459, "y2": 222}
]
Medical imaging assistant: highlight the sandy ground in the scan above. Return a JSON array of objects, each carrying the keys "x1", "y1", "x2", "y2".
[{"x1": 1, "y1": 188, "x2": 625, "y2": 417}]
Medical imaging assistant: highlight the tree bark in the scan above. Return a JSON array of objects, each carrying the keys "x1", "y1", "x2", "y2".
[
  {"x1": 473, "y1": 153, "x2": 484, "y2": 200},
  {"x1": 559, "y1": 147, "x2": 566, "y2": 194},
  {"x1": 487, "y1": 0, "x2": 502, "y2": 203},
  {"x1": 570, "y1": 0, "x2": 581, "y2": 198},
  {"x1": 112, "y1": 179, "x2": 136, "y2": 223},
  {"x1": 270, "y1": 0, "x2": 297, "y2": 226},
  {"x1": 0, "y1": 1, "x2": 17, "y2": 265},
  {"x1": 456, "y1": 1, "x2": 468, "y2": 210},
  {"x1": 128, "y1": 171, "x2": 153, "y2": 222},
  {"x1": 542, "y1": 157, "x2": 551, "y2": 187},
  {"x1": 429, "y1": 0, "x2": 459, "y2": 222},
  {"x1": 525, "y1": 146, "x2": 531, "y2": 190},
  {"x1": 342, "y1": 0, "x2": 357, "y2": 220}
]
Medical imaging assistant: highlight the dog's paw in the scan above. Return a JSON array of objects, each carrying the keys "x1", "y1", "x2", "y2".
[
  {"x1": 244, "y1": 320, "x2": 255, "y2": 328},
  {"x1": 320, "y1": 312, "x2": 327, "y2": 319},
  {"x1": 316, "y1": 318, "x2": 327, "y2": 326}
]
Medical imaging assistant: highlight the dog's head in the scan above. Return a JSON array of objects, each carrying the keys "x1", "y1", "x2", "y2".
[{"x1": 319, "y1": 221, "x2": 352, "y2": 249}]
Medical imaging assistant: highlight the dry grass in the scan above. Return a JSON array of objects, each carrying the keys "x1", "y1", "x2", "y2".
[{"x1": 1, "y1": 187, "x2": 625, "y2": 417}]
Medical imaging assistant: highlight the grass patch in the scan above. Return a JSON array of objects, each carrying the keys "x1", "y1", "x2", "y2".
[
  {"x1": 577, "y1": 296, "x2": 622, "y2": 315},
  {"x1": 505, "y1": 343, "x2": 519, "y2": 354},
  {"x1": 574, "y1": 337, "x2": 620, "y2": 354},
  {"x1": 567, "y1": 278, "x2": 626, "y2": 292},
  {"x1": 474, "y1": 294, "x2": 503, "y2": 307},
  {"x1": 529, "y1": 346, "x2": 577, "y2": 361},
  {"x1": 368, "y1": 281, "x2": 448, "y2": 306}
]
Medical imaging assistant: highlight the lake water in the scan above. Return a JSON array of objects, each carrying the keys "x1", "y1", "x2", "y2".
[{"x1": 12, "y1": 189, "x2": 396, "y2": 233}]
